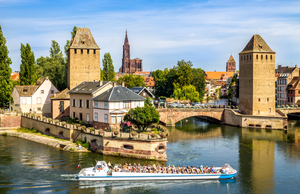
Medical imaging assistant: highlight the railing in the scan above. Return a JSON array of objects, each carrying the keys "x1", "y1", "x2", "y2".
[
  {"x1": 21, "y1": 113, "x2": 166, "y2": 141},
  {"x1": 161, "y1": 105, "x2": 238, "y2": 109}
]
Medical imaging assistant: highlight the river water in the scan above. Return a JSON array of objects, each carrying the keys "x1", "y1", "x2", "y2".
[{"x1": 1, "y1": 118, "x2": 300, "y2": 194}]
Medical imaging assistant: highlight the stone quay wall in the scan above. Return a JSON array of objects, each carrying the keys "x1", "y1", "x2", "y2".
[
  {"x1": 224, "y1": 109, "x2": 287, "y2": 130},
  {"x1": 158, "y1": 108, "x2": 224, "y2": 126},
  {"x1": 0, "y1": 112, "x2": 21, "y2": 129},
  {"x1": 21, "y1": 114, "x2": 167, "y2": 161}
]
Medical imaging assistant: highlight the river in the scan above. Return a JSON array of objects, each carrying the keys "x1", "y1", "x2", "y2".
[{"x1": 1, "y1": 118, "x2": 300, "y2": 194}]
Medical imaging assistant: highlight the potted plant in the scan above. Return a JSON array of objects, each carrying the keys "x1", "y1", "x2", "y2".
[
  {"x1": 150, "y1": 133, "x2": 157, "y2": 138},
  {"x1": 48, "y1": 118, "x2": 52, "y2": 123},
  {"x1": 54, "y1": 119, "x2": 59, "y2": 125},
  {"x1": 42, "y1": 116, "x2": 46, "y2": 121},
  {"x1": 31, "y1": 114, "x2": 35, "y2": 118},
  {"x1": 113, "y1": 130, "x2": 119, "y2": 136},
  {"x1": 131, "y1": 131, "x2": 137, "y2": 137},
  {"x1": 89, "y1": 127, "x2": 94, "y2": 133},
  {"x1": 61, "y1": 121, "x2": 66, "y2": 127},
  {"x1": 75, "y1": 124, "x2": 81, "y2": 129},
  {"x1": 99, "y1": 129, "x2": 104, "y2": 135},
  {"x1": 26, "y1": 113, "x2": 29, "y2": 117},
  {"x1": 81, "y1": 125, "x2": 86, "y2": 131},
  {"x1": 37, "y1": 115, "x2": 41, "y2": 120}
]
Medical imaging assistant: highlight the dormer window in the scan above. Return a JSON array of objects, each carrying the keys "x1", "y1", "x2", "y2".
[{"x1": 41, "y1": 90, "x2": 44, "y2": 94}]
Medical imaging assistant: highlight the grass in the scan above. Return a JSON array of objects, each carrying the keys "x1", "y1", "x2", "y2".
[
  {"x1": 2, "y1": 132, "x2": 7, "y2": 136},
  {"x1": 16, "y1": 127, "x2": 68, "y2": 141}
]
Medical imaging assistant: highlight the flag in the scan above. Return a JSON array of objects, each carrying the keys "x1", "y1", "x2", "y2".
[{"x1": 77, "y1": 164, "x2": 80, "y2": 168}]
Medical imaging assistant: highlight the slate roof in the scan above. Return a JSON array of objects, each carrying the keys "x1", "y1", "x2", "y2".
[
  {"x1": 283, "y1": 67, "x2": 297, "y2": 74},
  {"x1": 70, "y1": 28, "x2": 99, "y2": 49},
  {"x1": 240, "y1": 34, "x2": 275, "y2": 54},
  {"x1": 68, "y1": 81, "x2": 111, "y2": 94},
  {"x1": 51, "y1": 88, "x2": 70, "y2": 100},
  {"x1": 129, "y1": 87, "x2": 155, "y2": 98},
  {"x1": 92, "y1": 86, "x2": 146, "y2": 102}
]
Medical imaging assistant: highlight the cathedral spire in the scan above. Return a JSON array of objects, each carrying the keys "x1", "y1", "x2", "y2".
[{"x1": 124, "y1": 30, "x2": 129, "y2": 44}]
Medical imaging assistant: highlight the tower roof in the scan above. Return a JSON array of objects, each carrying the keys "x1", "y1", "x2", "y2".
[
  {"x1": 70, "y1": 28, "x2": 99, "y2": 49},
  {"x1": 239, "y1": 34, "x2": 275, "y2": 54},
  {"x1": 227, "y1": 55, "x2": 235, "y2": 63},
  {"x1": 124, "y1": 30, "x2": 129, "y2": 44}
]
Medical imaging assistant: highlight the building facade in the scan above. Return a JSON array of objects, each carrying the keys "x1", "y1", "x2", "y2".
[
  {"x1": 286, "y1": 76, "x2": 300, "y2": 106},
  {"x1": 226, "y1": 55, "x2": 236, "y2": 72},
  {"x1": 67, "y1": 28, "x2": 101, "y2": 90},
  {"x1": 277, "y1": 66, "x2": 299, "y2": 106},
  {"x1": 51, "y1": 89, "x2": 70, "y2": 120},
  {"x1": 239, "y1": 34, "x2": 275, "y2": 116},
  {"x1": 119, "y1": 31, "x2": 143, "y2": 74}
]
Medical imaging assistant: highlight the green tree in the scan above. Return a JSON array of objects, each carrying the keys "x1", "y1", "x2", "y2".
[
  {"x1": 192, "y1": 68, "x2": 206, "y2": 101},
  {"x1": 123, "y1": 104, "x2": 160, "y2": 131},
  {"x1": 174, "y1": 59, "x2": 193, "y2": 69},
  {"x1": 0, "y1": 26, "x2": 13, "y2": 108},
  {"x1": 117, "y1": 74, "x2": 146, "y2": 88},
  {"x1": 176, "y1": 64, "x2": 193, "y2": 88},
  {"x1": 145, "y1": 96, "x2": 152, "y2": 106},
  {"x1": 101, "y1": 52, "x2": 115, "y2": 81},
  {"x1": 19, "y1": 43, "x2": 37, "y2": 85},
  {"x1": 228, "y1": 74, "x2": 237, "y2": 99},
  {"x1": 36, "y1": 41, "x2": 67, "y2": 91},
  {"x1": 152, "y1": 69, "x2": 167, "y2": 97},
  {"x1": 64, "y1": 26, "x2": 77, "y2": 58},
  {"x1": 172, "y1": 84, "x2": 199, "y2": 102}
]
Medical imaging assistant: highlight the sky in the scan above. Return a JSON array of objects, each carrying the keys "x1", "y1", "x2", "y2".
[{"x1": 1, "y1": 0, "x2": 300, "y2": 72}]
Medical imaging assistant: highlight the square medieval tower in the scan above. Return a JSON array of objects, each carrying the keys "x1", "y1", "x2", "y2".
[
  {"x1": 68, "y1": 28, "x2": 100, "y2": 90},
  {"x1": 239, "y1": 34, "x2": 275, "y2": 116}
]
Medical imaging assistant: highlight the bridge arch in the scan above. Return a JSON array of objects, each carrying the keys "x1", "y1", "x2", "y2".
[{"x1": 158, "y1": 109, "x2": 224, "y2": 126}]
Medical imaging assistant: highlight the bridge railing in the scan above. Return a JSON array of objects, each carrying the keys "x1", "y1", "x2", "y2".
[
  {"x1": 164, "y1": 105, "x2": 238, "y2": 109},
  {"x1": 276, "y1": 105, "x2": 300, "y2": 109}
]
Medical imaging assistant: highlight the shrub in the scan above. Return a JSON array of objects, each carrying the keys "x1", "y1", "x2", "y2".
[
  {"x1": 75, "y1": 139, "x2": 90, "y2": 149},
  {"x1": 131, "y1": 131, "x2": 137, "y2": 136},
  {"x1": 113, "y1": 130, "x2": 119, "y2": 135},
  {"x1": 2, "y1": 132, "x2": 7, "y2": 136},
  {"x1": 151, "y1": 128, "x2": 158, "y2": 131}
]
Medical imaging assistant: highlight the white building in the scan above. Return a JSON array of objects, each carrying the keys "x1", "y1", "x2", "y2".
[{"x1": 10, "y1": 77, "x2": 58, "y2": 116}]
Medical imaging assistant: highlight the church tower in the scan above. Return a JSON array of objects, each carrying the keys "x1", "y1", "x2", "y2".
[
  {"x1": 239, "y1": 34, "x2": 275, "y2": 116},
  {"x1": 67, "y1": 28, "x2": 100, "y2": 89},
  {"x1": 226, "y1": 55, "x2": 236, "y2": 72},
  {"x1": 121, "y1": 30, "x2": 131, "y2": 74}
]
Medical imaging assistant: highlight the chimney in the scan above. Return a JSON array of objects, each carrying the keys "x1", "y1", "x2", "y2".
[
  {"x1": 121, "y1": 82, "x2": 125, "y2": 87},
  {"x1": 99, "y1": 80, "x2": 103, "y2": 85},
  {"x1": 113, "y1": 82, "x2": 117, "y2": 87},
  {"x1": 296, "y1": 65, "x2": 298, "y2": 68}
]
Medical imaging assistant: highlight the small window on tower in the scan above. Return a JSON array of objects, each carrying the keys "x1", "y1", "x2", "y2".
[
  {"x1": 261, "y1": 55, "x2": 263, "y2": 59},
  {"x1": 258, "y1": 98, "x2": 261, "y2": 102},
  {"x1": 74, "y1": 49, "x2": 77, "y2": 54},
  {"x1": 247, "y1": 55, "x2": 248, "y2": 60},
  {"x1": 256, "y1": 55, "x2": 258, "y2": 59},
  {"x1": 87, "y1": 49, "x2": 89, "y2": 54},
  {"x1": 250, "y1": 55, "x2": 251, "y2": 60},
  {"x1": 267, "y1": 98, "x2": 269, "y2": 102},
  {"x1": 81, "y1": 49, "x2": 83, "y2": 54},
  {"x1": 94, "y1": 49, "x2": 96, "y2": 54},
  {"x1": 270, "y1": 55, "x2": 273, "y2": 60},
  {"x1": 241, "y1": 56, "x2": 243, "y2": 61},
  {"x1": 266, "y1": 55, "x2": 268, "y2": 60}
]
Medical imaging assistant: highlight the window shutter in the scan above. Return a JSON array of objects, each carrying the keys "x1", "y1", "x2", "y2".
[{"x1": 72, "y1": 99, "x2": 73, "y2": 107}]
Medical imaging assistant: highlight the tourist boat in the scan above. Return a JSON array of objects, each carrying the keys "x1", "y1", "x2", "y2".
[{"x1": 77, "y1": 161, "x2": 237, "y2": 181}]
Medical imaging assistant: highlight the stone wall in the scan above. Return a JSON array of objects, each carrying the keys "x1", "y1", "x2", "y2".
[
  {"x1": 224, "y1": 109, "x2": 287, "y2": 130},
  {"x1": 0, "y1": 113, "x2": 21, "y2": 128},
  {"x1": 158, "y1": 108, "x2": 224, "y2": 126}
]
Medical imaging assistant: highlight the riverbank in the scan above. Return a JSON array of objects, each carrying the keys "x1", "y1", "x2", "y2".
[{"x1": 0, "y1": 128, "x2": 90, "y2": 152}]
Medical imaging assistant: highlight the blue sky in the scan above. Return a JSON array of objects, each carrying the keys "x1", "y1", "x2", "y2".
[{"x1": 1, "y1": 0, "x2": 300, "y2": 72}]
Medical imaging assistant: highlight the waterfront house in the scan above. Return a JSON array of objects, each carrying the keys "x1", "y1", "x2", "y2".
[
  {"x1": 68, "y1": 81, "x2": 113, "y2": 125},
  {"x1": 51, "y1": 88, "x2": 70, "y2": 120},
  {"x1": 129, "y1": 87, "x2": 155, "y2": 98},
  {"x1": 92, "y1": 85, "x2": 145, "y2": 130},
  {"x1": 10, "y1": 77, "x2": 58, "y2": 116}
]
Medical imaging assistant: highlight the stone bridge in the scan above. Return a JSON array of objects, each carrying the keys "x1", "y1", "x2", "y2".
[{"x1": 158, "y1": 108, "x2": 225, "y2": 126}]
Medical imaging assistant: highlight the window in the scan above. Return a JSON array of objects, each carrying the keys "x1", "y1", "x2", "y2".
[
  {"x1": 269, "y1": 108, "x2": 271, "y2": 113},
  {"x1": 37, "y1": 97, "x2": 41, "y2": 104},
  {"x1": 72, "y1": 99, "x2": 76, "y2": 107},
  {"x1": 270, "y1": 55, "x2": 272, "y2": 60},
  {"x1": 94, "y1": 113, "x2": 98, "y2": 122},
  {"x1": 266, "y1": 55, "x2": 268, "y2": 60},
  {"x1": 267, "y1": 98, "x2": 269, "y2": 102},
  {"x1": 37, "y1": 107, "x2": 41, "y2": 111},
  {"x1": 258, "y1": 98, "x2": 261, "y2": 102},
  {"x1": 74, "y1": 49, "x2": 77, "y2": 54},
  {"x1": 87, "y1": 49, "x2": 89, "y2": 54},
  {"x1": 94, "y1": 49, "x2": 96, "y2": 54},
  {"x1": 123, "y1": 145, "x2": 133, "y2": 150},
  {"x1": 104, "y1": 102, "x2": 108, "y2": 109},
  {"x1": 241, "y1": 56, "x2": 243, "y2": 61},
  {"x1": 79, "y1": 113, "x2": 82, "y2": 121},
  {"x1": 250, "y1": 55, "x2": 251, "y2": 60},
  {"x1": 87, "y1": 114, "x2": 90, "y2": 122},
  {"x1": 136, "y1": 101, "x2": 140, "y2": 107},
  {"x1": 111, "y1": 116, "x2": 116, "y2": 124},
  {"x1": 124, "y1": 101, "x2": 131, "y2": 109},
  {"x1": 81, "y1": 49, "x2": 83, "y2": 54},
  {"x1": 51, "y1": 90, "x2": 54, "y2": 94},
  {"x1": 79, "y1": 99, "x2": 83, "y2": 108},
  {"x1": 256, "y1": 55, "x2": 258, "y2": 59},
  {"x1": 22, "y1": 98, "x2": 26, "y2": 104},
  {"x1": 73, "y1": 112, "x2": 76, "y2": 118},
  {"x1": 115, "y1": 102, "x2": 120, "y2": 109},
  {"x1": 86, "y1": 100, "x2": 90, "y2": 108},
  {"x1": 143, "y1": 93, "x2": 146, "y2": 96},
  {"x1": 59, "y1": 101, "x2": 64, "y2": 113},
  {"x1": 244, "y1": 55, "x2": 245, "y2": 60},
  {"x1": 104, "y1": 114, "x2": 108, "y2": 123},
  {"x1": 258, "y1": 110, "x2": 260, "y2": 114},
  {"x1": 298, "y1": 91, "x2": 300, "y2": 94},
  {"x1": 261, "y1": 55, "x2": 263, "y2": 59},
  {"x1": 117, "y1": 116, "x2": 122, "y2": 123},
  {"x1": 94, "y1": 101, "x2": 98, "y2": 108},
  {"x1": 247, "y1": 55, "x2": 248, "y2": 60},
  {"x1": 41, "y1": 90, "x2": 44, "y2": 94}
]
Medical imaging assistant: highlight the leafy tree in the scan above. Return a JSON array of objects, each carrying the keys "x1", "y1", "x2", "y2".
[
  {"x1": 64, "y1": 26, "x2": 77, "y2": 58},
  {"x1": 176, "y1": 64, "x2": 193, "y2": 88},
  {"x1": 174, "y1": 59, "x2": 193, "y2": 69},
  {"x1": 152, "y1": 69, "x2": 167, "y2": 97},
  {"x1": 172, "y1": 84, "x2": 200, "y2": 102},
  {"x1": 101, "y1": 52, "x2": 115, "y2": 81},
  {"x1": 192, "y1": 68, "x2": 206, "y2": 101},
  {"x1": 117, "y1": 74, "x2": 146, "y2": 88},
  {"x1": 228, "y1": 74, "x2": 237, "y2": 99},
  {"x1": 0, "y1": 26, "x2": 13, "y2": 108},
  {"x1": 19, "y1": 43, "x2": 37, "y2": 85},
  {"x1": 145, "y1": 97, "x2": 152, "y2": 106},
  {"x1": 36, "y1": 41, "x2": 67, "y2": 91},
  {"x1": 123, "y1": 104, "x2": 160, "y2": 131},
  {"x1": 216, "y1": 88, "x2": 222, "y2": 99}
]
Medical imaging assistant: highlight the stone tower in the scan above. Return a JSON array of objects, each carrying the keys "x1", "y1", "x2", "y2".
[
  {"x1": 226, "y1": 55, "x2": 236, "y2": 72},
  {"x1": 119, "y1": 31, "x2": 143, "y2": 74},
  {"x1": 67, "y1": 28, "x2": 100, "y2": 90},
  {"x1": 239, "y1": 34, "x2": 275, "y2": 116}
]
